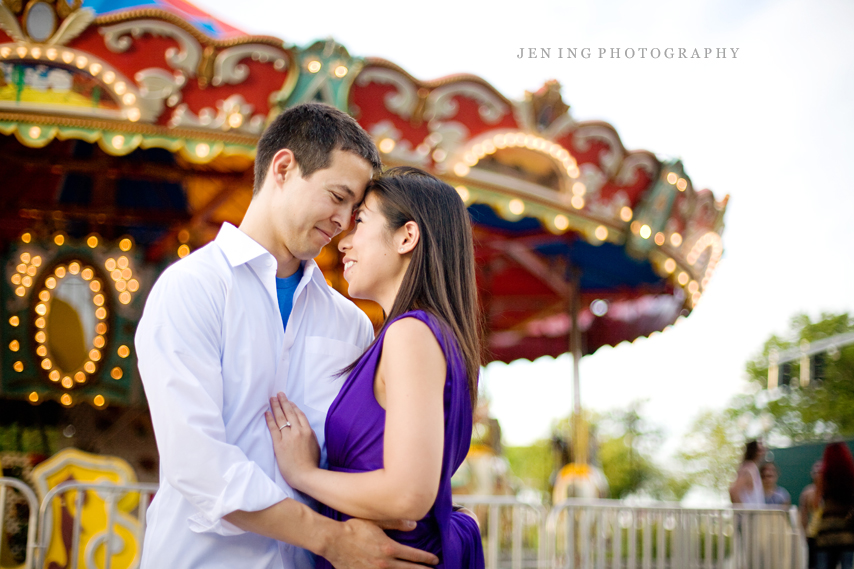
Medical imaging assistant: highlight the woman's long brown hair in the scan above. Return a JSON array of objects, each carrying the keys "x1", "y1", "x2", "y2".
[{"x1": 344, "y1": 166, "x2": 483, "y2": 406}]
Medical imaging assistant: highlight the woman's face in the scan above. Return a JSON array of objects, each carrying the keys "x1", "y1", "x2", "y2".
[{"x1": 338, "y1": 193, "x2": 410, "y2": 311}]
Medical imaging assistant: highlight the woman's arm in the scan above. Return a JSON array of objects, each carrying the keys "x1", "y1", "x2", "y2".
[{"x1": 269, "y1": 317, "x2": 446, "y2": 521}]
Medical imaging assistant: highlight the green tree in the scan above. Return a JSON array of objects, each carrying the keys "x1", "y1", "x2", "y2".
[
  {"x1": 742, "y1": 312, "x2": 854, "y2": 443},
  {"x1": 675, "y1": 408, "x2": 745, "y2": 494}
]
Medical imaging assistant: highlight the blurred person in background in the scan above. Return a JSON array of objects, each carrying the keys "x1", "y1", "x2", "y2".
[
  {"x1": 816, "y1": 442, "x2": 854, "y2": 569},
  {"x1": 761, "y1": 462, "x2": 791, "y2": 506},
  {"x1": 801, "y1": 461, "x2": 825, "y2": 569},
  {"x1": 730, "y1": 440, "x2": 767, "y2": 505}
]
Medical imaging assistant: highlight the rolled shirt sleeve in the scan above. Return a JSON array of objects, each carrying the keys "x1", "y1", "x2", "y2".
[{"x1": 136, "y1": 264, "x2": 289, "y2": 536}]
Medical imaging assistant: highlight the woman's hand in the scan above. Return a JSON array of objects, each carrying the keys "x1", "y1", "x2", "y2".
[{"x1": 265, "y1": 392, "x2": 320, "y2": 491}]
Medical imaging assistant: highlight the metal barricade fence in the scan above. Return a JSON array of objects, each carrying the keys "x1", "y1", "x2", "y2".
[
  {"x1": 453, "y1": 495, "x2": 548, "y2": 569},
  {"x1": 545, "y1": 499, "x2": 806, "y2": 569},
  {"x1": 1, "y1": 483, "x2": 808, "y2": 569},
  {"x1": 35, "y1": 481, "x2": 159, "y2": 569},
  {"x1": 0, "y1": 477, "x2": 39, "y2": 569}
]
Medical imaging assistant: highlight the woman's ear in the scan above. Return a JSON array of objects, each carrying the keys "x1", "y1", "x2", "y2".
[{"x1": 396, "y1": 221, "x2": 420, "y2": 255}]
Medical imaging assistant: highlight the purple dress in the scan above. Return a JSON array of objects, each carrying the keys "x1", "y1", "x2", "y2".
[{"x1": 316, "y1": 310, "x2": 485, "y2": 569}]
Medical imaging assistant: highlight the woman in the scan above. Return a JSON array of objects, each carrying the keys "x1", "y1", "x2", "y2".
[
  {"x1": 265, "y1": 167, "x2": 485, "y2": 568},
  {"x1": 816, "y1": 442, "x2": 854, "y2": 569}
]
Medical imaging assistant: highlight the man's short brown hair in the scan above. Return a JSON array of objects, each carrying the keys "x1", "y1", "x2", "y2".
[{"x1": 253, "y1": 103, "x2": 382, "y2": 194}]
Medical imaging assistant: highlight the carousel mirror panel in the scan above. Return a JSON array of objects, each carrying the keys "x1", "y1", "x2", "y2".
[{"x1": 3, "y1": 232, "x2": 146, "y2": 409}]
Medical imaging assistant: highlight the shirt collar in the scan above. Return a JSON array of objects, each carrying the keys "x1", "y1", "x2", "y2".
[
  {"x1": 215, "y1": 222, "x2": 272, "y2": 267},
  {"x1": 215, "y1": 223, "x2": 331, "y2": 291}
]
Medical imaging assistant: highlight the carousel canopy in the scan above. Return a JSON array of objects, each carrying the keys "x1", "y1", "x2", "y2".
[{"x1": 0, "y1": 0, "x2": 728, "y2": 409}]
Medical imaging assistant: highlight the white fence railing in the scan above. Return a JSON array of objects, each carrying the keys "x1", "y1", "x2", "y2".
[
  {"x1": 0, "y1": 477, "x2": 39, "y2": 569},
  {"x1": 0, "y1": 482, "x2": 806, "y2": 569},
  {"x1": 545, "y1": 499, "x2": 805, "y2": 569}
]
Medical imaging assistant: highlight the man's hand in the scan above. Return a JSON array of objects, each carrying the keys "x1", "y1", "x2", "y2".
[{"x1": 321, "y1": 518, "x2": 438, "y2": 568}]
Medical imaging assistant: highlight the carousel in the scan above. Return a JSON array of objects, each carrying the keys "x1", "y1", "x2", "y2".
[{"x1": 0, "y1": 0, "x2": 727, "y2": 565}]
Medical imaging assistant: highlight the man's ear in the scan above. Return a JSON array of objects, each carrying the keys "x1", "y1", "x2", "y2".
[
  {"x1": 397, "y1": 221, "x2": 420, "y2": 255},
  {"x1": 270, "y1": 148, "x2": 298, "y2": 187}
]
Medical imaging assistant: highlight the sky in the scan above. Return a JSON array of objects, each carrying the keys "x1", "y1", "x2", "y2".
[{"x1": 194, "y1": 0, "x2": 854, "y2": 461}]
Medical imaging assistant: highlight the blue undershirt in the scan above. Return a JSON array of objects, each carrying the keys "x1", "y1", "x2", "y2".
[{"x1": 275, "y1": 264, "x2": 304, "y2": 328}]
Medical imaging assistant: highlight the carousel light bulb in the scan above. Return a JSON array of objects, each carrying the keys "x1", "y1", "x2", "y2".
[
  {"x1": 196, "y1": 143, "x2": 210, "y2": 158},
  {"x1": 677, "y1": 178, "x2": 688, "y2": 192},
  {"x1": 94, "y1": 335, "x2": 105, "y2": 348},
  {"x1": 94, "y1": 395, "x2": 106, "y2": 407},
  {"x1": 554, "y1": 215, "x2": 570, "y2": 231},
  {"x1": 87, "y1": 235, "x2": 99, "y2": 248},
  {"x1": 20, "y1": 252, "x2": 31, "y2": 263},
  {"x1": 508, "y1": 199, "x2": 525, "y2": 215},
  {"x1": 639, "y1": 225, "x2": 652, "y2": 239},
  {"x1": 75, "y1": 56, "x2": 87, "y2": 69},
  {"x1": 36, "y1": 345, "x2": 47, "y2": 357},
  {"x1": 96, "y1": 322, "x2": 107, "y2": 335},
  {"x1": 12, "y1": 274, "x2": 21, "y2": 285},
  {"x1": 128, "y1": 279, "x2": 139, "y2": 292},
  {"x1": 334, "y1": 65, "x2": 348, "y2": 78},
  {"x1": 117, "y1": 345, "x2": 130, "y2": 358},
  {"x1": 39, "y1": 290, "x2": 50, "y2": 301},
  {"x1": 112, "y1": 135, "x2": 125, "y2": 148},
  {"x1": 670, "y1": 233, "x2": 683, "y2": 247},
  {"x1": 177, "y1": 245, "x2": 190, "y2": 258},
  {"x1": 74, "y1": 371, "x2": 86, "y2": 383},
  {"x1": 688, "y1": 280, "x2": 699, "y2": 294},
  {"x1": 127, "y1": 108, "x2": 141, "y2": 122},
  {"x1": 61, "y1": 394, "x2": 72, "y2": 406},
  {"x1": 90, "y1": 281, "x2": 101, "y2": 292},
  {"x1": 55, "y1": 266, "x2": 66, "y2": 278},
  {"x1": 594, "y1": 225, "x2": 608, "y2": 241},
  {"x1": 46, "y1": 277, "x2": 56, "y2": 289},
  {"x1": 89, "y1": 62, "x2": 102, "y2": 75},
  {"x1": 29, "y1": 392, "x2": 39, "y2": 403},
  {"x1": 105, "y1": 258, "x2": 117, "y2": 271},
  {"x1": 119, "y1": 291, "x2": 132, "y2": 305},
  {"x1": 14, "y1": 361, "x2": 24, "y2": 372},
  {"x1": 102, "y1": 71, "x2": 115, "y2": 84},
  {"x1": 68, "y1": 262, "x2": 80, "y2": 274},
  {"x1": 121, "y1": 268, "x2": 132, "y2": 280},
  {"x1": 49, "y1": 370, "x2": 60, "y2": 381},
  {"x1": 81, "y1": 268, "x2": 93, "y2": 280},
  {"x1": 35, "y1": 331, "x2": 46, "y2": 343},
  {"x1": 31, "y1": 256, "x2": 41, "y2": 267},
  {"x1": 663, "y1": 259, "x2": 676, "y2": 274},
  {"x1": 26, "y1": 265, "x2": 36, "y2": 276},
  {"x1": 453, "y1": 163, "x2": 470, "y2": 177},
  {"x1": 61, "y1": 377, "x2": 73, "y2": 389},
  {"x1": 9, "y1": 316, "x2": 19, "y2": 327},
  {"x1": 84, "y1": 361, "x2": 96, "y2": 373},
  {"x1": 22, "y1": 233, "x2": 31, "y2": 244},
  {"x1": 620, "y1": 207, "x2": 633, "y2": 222},
  {"x1": 95, "y1": 307, "x2": 107, "y2": 320},
  {"x1": 571, "y1": 196, "x2": 585, "y2": 210},
  {"x1": 93, "y1": 294, "x2": 104, "y2": 306},
  {"x1": 21, "y1": 276, "x2": 32, "y2": 287},
  {"x1": 111, "y1": 269, "x2": 122, "y2": 281},
  {"x1": 111, "y1": 367, "x2": 123, "y2": 380},
  {"x1": 35, "y1": 303, "x2": 47, "y2": 316},
  {"x1": 378, "y1": 138, "x2": 395, "y2": 153},
  {"x1": 677, "y1": 272, "x2": 689, "y2": 286},
  {"x1": 9, "y1": 340, "x2": 19, "y2": 352},
  {"x1": 307, "y1": 60, "x2": 321, "y2": 73},
  {"x1": 89, "y1": 349, "x2": 101, "y2": 361},
  {"x1": 15, "y1": 287, "x2": 25, "y2": 297},
  {"x1": 572, "y1": 182, "x2": 586, "y2": 196},
  {"x1": 667, "y1": 172, "x2": 678, "y2": 184},
  {"x1": 41, "y1": 358, "x2": 52, "y2": 370},
  {"x1": 35, "y1": 317, "x2": 46, "y2": 328}
]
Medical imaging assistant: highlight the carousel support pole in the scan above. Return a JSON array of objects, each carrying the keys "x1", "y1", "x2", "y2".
[{"x1": 569, "y1": 268, "x2": 587, "y2": 465}]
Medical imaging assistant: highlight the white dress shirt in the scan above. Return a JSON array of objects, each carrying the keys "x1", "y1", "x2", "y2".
[{"x1": 136, "y1": 223, "x2": 374, "y2": 569}]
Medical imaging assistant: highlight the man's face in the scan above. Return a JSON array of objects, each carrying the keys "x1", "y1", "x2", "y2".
[{"x1": 272, "y1": 149, "x2": 373, "y2": 260}]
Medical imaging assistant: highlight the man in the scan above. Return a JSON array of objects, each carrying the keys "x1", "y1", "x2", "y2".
[
  {"x1": 799, "y1": 461, "x2": 823, "y2": 569},
  {"x1": 136, "y1": 103, "x2": 438, "y2": 568},
  {"x1": 760, "y1": 461, "x2": 791, "y2": 506}
]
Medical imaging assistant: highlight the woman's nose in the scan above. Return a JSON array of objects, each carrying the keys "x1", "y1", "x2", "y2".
[{"x1": 338, "y1": 232, "x2": 352, "y2": 253}]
